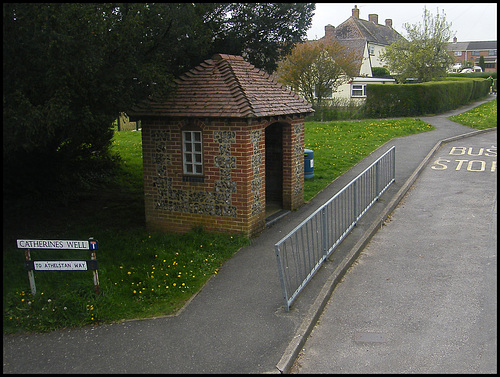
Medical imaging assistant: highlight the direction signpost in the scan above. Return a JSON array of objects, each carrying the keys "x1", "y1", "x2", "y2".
[{"x1": 17, "y1": 237, "x2": 100, "y2": 295}]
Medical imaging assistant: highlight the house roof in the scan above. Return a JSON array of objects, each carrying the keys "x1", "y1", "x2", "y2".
[
  {"x1": 446, "y1": 40, "x2": 497, "y2": 51},
  {"x1": 466, "y1": 40, "x2": 497, "y2": 50},
  {"x1": 315, "y1": 14, "x2": 404, "y2": 76},
  {"x1": 326, "y1": 16, "x2": 404, "y2": 46},
  {"x1": 446, "y1": 41, "x2": 470, "y2": 52},
  {"x1": 129, "y1": 54, "x2": 314, "y2": 119},
  {"x1": 335, "y1": 38, "x2": 366, "y2": 75}
]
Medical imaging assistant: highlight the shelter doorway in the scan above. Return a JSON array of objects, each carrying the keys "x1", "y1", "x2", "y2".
[{"x1": 265, "y1": 122, "x2": 283, "y2": 218}]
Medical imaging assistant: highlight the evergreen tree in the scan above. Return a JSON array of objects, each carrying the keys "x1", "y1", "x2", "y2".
[{"x1": 3, "y1": 3, "x2": 314, "y2": 196}]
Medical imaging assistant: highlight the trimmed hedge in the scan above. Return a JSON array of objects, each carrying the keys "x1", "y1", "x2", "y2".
[{"x1": 365, "y1": 78, "x2": 490, "y2": 118}]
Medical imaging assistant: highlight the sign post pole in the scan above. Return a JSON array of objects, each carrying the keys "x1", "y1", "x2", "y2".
[
  {"x1": 89, "y1": 238, "x2": 100, "y2": 295},
  {"x1": 24, "y1": 249, "x2": 36, "y2": 295}
]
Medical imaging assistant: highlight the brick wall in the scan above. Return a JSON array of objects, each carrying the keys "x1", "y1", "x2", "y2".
[{"x1": 141, "y1": 116, "x2": 305, "y2": 237}]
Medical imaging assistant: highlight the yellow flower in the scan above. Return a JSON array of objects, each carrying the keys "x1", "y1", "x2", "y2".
[
  {"x1": 133, "y1": 290, "x2": 136, "y2": 294},
  {"x1": 127, "y1": 271, "x2": 131, "y2": 275}
]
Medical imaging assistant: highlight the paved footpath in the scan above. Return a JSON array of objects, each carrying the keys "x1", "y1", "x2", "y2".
[
  {"x1": 3, "y1": 96, "x2": 496, "y2": 374},
  {"x1": 292, "y1": 129, "x2": 497, "y2": 374}
]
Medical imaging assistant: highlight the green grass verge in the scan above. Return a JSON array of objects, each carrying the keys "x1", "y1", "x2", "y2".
[
  {"x1": 303, "y1": 118, "x2": 434, "y2": 201},
  {"x1": 448, "y1": 98, "x2": 497, "y2": 129}
]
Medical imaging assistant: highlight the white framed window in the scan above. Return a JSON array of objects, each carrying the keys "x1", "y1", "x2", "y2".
[
  {"x1": 351, "y1": 84, "x2": 366, "y2": 97},
  {"x1": 454, "y1": 51, "x2": 462, "y2": 56},
  {"x1": 368, "y1": 45, "x2": 375, "y2": 56},
  {"x1": 182, "y1": 130, "x2": 203, "y2": 175}
]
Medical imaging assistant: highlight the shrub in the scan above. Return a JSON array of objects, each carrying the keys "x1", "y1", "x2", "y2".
[{"x1": 365, "y1": 78, "x2": 490, "y2": 118}]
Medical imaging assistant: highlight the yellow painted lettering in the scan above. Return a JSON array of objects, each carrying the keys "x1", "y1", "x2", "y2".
[
  {"x1": 467, "y1": 147, "x2": 484, "y2": 156},
  {"x1": 484, "y1": 148, "x2": 497, "y2": 156},
  {"x1": 431, "y1": 158, "x2": 449, "y2": 170},
  {"x1": 449, "y1": 147, "x2": 466, "y2": 155},
  {"x1": 467, "y1": 160, "x2": 485, "y2": 171},
  {"x1": 455, "y1": 159, "x2": 468, "y2": 170}
]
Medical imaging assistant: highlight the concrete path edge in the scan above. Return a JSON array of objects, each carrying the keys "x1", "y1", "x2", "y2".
[{"x1": 275, "y1": 126, "x2": 496, "y2": 374}]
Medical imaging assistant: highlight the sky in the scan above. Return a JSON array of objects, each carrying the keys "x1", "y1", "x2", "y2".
[{"x1": 306, "y1": 3, "x2": 497, "y2": 42}]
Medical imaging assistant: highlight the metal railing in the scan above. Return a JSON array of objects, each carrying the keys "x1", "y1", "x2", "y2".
[{"x1": 275, "y1": 146, "x2": 395, "y2": 311}]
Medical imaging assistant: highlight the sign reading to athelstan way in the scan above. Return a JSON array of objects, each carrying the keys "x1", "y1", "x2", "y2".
[
  {"x1": 33, "y1": 261, "x2": 88, "y2": 271},
  {"x1": 17, "y1": 239, "x2": 90, "y2": 250}
]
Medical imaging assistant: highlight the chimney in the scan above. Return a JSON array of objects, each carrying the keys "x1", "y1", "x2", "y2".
[
  {"x1": 369, "y1": 14, "x2": 378, "y2": 24},
  {"x1": 352, "y1": 5, "x2": 359, "y2": 19},
  {"x1": 453, "y1": 36, "x2": 457, "y2": 43},
  {"x1": 325, "y1": 24, "x2": 335, "y2": 39},
  {"x1": 385, "y1": 19, "x2": 392, "y2": 28}
]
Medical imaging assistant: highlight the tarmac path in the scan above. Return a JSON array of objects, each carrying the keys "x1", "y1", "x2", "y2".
[{"x1": 292, "y1": 130, "x2": 497, "y2": 373}]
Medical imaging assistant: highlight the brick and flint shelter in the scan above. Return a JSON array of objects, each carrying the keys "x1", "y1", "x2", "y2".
[{"x1": 128, "y1": 54, "x2": 314, "y2": 237}]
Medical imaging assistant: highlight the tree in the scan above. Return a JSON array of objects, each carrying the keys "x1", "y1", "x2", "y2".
[
  {"x1": 211, "y1": 3, "x2": 315, "y2": 74},
  {"x1": 3, "y1": 3, "x2": 314, "y2": 197},
  {"x1": 381, "y1": 7, "x2": 455, "y2": 83},
  {"x1": 478, "y1": 56, "x2": 486, "y2": 72},
  {"x1": 275, "y1": 39, "x2": 359, "y2": 107}
]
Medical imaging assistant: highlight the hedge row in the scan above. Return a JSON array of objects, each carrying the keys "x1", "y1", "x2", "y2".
[{"x1": 365, "y1": 78, "x2": 490, "y2": 118}]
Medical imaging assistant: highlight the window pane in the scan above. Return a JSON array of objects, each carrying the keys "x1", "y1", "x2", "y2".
[{"x1": 182, "y1": 130, "x2": 203, "y2": 175}]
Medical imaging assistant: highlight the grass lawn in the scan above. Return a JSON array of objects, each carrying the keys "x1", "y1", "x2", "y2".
[
  {"x1": 448, "y1": 98, "x2": 497, "y2": 129},
  {"x1": 303, "y1": 118, "x2": 434, "y2": 201},
  {"x1": 4, "y1": 99, "x2": 495, "y2": 334}
]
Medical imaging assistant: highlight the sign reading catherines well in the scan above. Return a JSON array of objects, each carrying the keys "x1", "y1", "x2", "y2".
[{"x1": 17, "y1": 238, "x2": 100, "y2": 295}]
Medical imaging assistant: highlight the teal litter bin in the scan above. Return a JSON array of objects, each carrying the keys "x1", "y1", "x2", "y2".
[{"x1": 304, "y1": 148, "x2": 314, "y2": 179}]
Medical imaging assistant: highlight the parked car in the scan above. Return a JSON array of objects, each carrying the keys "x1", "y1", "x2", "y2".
[{"x1": 461, "y1": 66, "x2": 483, "y2": 73}]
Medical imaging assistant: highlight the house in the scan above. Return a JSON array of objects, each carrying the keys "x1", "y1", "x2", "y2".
[
  {"x1": 128, "y1": 54, "x2": 313, "y2": 237},
  {"x1": 313, "y1": 5, "x2": 403, "y2": 101},
  {"x1": 446, "y1": 37, "x2": 497, "y2": 73}
]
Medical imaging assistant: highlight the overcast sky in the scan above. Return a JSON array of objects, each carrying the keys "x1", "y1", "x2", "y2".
[{"x1": 306, "y1": 3, "x2": 497, "y2": 42}]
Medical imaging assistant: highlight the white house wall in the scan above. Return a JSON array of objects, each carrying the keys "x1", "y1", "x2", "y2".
[
  {"x1": 368, "y1": 43, "x2": 387, "y2": 68},
  {"x1": 359, "y1": 42, "x2": 373, "y2": 76}
]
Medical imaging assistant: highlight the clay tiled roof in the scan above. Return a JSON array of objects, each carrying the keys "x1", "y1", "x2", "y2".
[{"x1": 129, "y1": 54, "x2": 313, "y2": 119}]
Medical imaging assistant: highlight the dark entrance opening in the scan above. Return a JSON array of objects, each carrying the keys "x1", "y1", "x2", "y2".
[{"x1": 265, "y1": 122, "x2": 283, "y2": 219}]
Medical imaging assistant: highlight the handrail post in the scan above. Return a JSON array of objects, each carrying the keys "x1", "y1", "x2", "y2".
[{"x1": 322, "y1": 207, "x2": 328, "y2": 256}]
